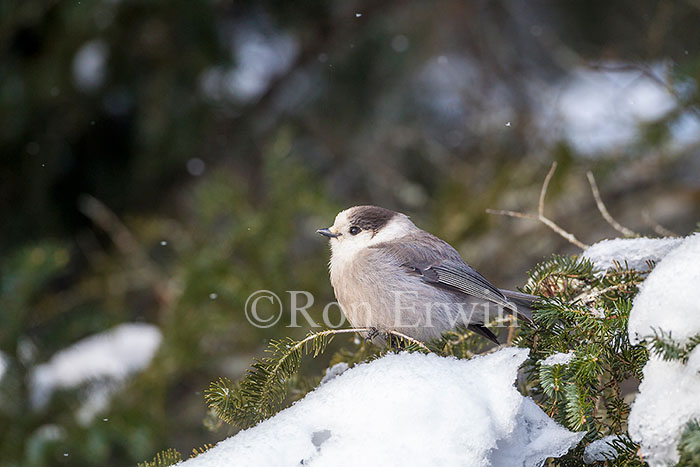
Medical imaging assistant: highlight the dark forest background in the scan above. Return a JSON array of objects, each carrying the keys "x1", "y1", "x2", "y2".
[{"x1": 1, "y1": 1, "x2": 700, "y2": 465}]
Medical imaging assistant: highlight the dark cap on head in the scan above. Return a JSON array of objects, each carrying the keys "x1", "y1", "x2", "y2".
[{"x1": 348, "y1": 205, "x2": 398, "y2": 233}]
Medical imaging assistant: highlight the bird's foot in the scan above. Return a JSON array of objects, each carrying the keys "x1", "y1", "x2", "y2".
[
  {"x1": 365, "y1": 327, "x2": 381, "y2": 343},
  {"x1": 387, "y1": 333, "x2": 405, "y2": 351}
]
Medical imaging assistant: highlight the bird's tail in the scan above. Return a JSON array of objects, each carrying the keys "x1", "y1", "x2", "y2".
[{"x1": 499, "y1": 289, "x2": 537, "y2": 326}]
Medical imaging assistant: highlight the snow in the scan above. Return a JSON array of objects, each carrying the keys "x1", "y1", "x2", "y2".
[
  {"x1": 186, "y1": 158, "x2": 206, "y2": 176},
  {"x1": 72, "y1": 40, "x2": 108, "y2": 92},
  {"x1": 582, "y1": 236, "x2": 684, "y2": 271},
  {"x1": 583, "y1": 435, "x2": 624, "y2": 464},
  {"x1": 626, "y1": 233, "x2": 700, "y2": 466},
  {"x1": 540, "y1": 351, "x2": 575, "y2": 366},
  {"x1": 627, "y1": 234, "x2": 700, "y2": 345},
  {"x1": 30, "y1": 323, "x2": 162, "y2": 423},
  {"x1": 391, "y1": 35, "x2": 409, "y2": 53},
  {"x1": 319, "y1": 362, "x2": 348, "y2": 385},
  {"x1": 628, "y1": 350, "x2": 700, "y2": 467},
  {"x1": 180, "y1": 348, "x2": 583, "y2": 467},
  {"x1": 669, "y1": 112, "x2": 700, "y2": 151},
  {"x1": 554, "y1": 63, "x2": 676, "y2": 155},
  {"x1": 0, "y1": 352, "x2": 6, "y2": 382},
  {"x1": 199, "y1": 24, "x2": 298, "y2": 103}
]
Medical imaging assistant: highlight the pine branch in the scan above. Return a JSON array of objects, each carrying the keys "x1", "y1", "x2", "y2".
[
  {"x1": 679, "y1": 420, "x2": 700, "y2": 466},
  {"x1": 137, "y1": 448, "x2": 182, "y2": 467},
  {"x1": 190, "y1": 443, "x2": 215, "y2": 459},
  {"x1": 517, "y1": 253, "x2": 650, "y2": 449},
  {"x1": 596, "y1": 435, "x2": 646, "y2": 466},
  {"x1": 564, "y1": 383, "x2": 593, "y2": 431},
  {"x1": 649, "y1": 329, "x2": 700, "y2": 363},
  {"x1": 523, "y1": 255, "x2": 594, "y2": 297},
  {"x1": 206, "y1": 328, "x2": 429, "y2": 428},
  {"x1": 204, "y1": 377, "x2": 246, "y2": 426}
]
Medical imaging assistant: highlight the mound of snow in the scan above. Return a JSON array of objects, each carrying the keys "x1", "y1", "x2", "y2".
[
  {"x1": 628, "y1": 350, "x2": 700, "y2": 467},
  {"x1": 582, "y1": 237, "x2": 684, "y2": 272},
  {"x1": 30, "y1": 323, "x2": 162, "y2": 423},
  {"x1": 182, "y1": 348, "x2": 583, "y2": 467},
  {"x1": 628, "y1": 234, "x2": 700, "y2": 345},
  {"x1": 627, "y1": 234, "x2": 700, "y2": 466}
]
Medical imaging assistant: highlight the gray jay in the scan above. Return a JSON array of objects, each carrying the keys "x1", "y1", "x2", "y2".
[{"x1": 317, "y1": 205, "x2": 535, "y2": 344}]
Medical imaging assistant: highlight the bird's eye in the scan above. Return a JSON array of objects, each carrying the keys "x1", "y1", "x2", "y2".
[{"x1": 349, "y1": 226, "x2": 361, "y2": 235}]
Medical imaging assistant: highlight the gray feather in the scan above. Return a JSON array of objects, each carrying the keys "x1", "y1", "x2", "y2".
[
  {"x1": 499, "y1": 289, "x2": 536, "y2": 324},
  {"x1": 371, "y1": 232, "x2": 518, "y2": 316}
]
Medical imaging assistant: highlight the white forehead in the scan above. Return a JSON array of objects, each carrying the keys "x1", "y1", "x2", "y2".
[{"x1": 332, "y1": 209, "x2": 352, "y2": 227}]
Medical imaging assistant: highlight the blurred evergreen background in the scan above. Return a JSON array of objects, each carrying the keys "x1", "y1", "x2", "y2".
[{"x1": 1, "y1": 0, "x2": 700, "y2": 465}]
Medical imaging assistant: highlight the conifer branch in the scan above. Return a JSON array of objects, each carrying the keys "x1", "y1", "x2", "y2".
[
  {"x1": 649, "y1": 329, "x2": 700, "y2": 363},
  {"x1": 679, "y1": 420, "x2": 700, "y2": 465},
  {"x1": 206, "y1": 328, "x2": 429, "y2": 428},
  {"x1": 137, "y1": 448, "x2": 182, "y2": 467},
  {"x1": 190, "y1": 444, "x2": 215, "y2": 458},
  {"x1": 517, "y1": 253, "x2": 650, "y2": 446}
]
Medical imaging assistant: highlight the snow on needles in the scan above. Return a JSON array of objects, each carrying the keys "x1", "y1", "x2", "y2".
[
  {"x1": 181, "y1": 348, "x2": 583, "y2": 467},
  {"x1": 583, "y1": 435, "x2": 624, "y2": 464},
  {"x1": 582, "y1": 236, "x2": 684, "y2": 272},
  {"x1": 30, "y1": 323, "x2": 162, "y2": 423},
  {"x1": 540, "y1": 351, "x2": 575, "y2": 367},
  {"x1": 625, "y1": 233, "x2": 700, "y2": 467}
]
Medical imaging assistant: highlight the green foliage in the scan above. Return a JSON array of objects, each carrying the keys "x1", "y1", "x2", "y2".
[
  {"x1": 205, "y1": 330, "x2": 341, "y2": 428},
  {"x1": 137, "y1": 448, "x2": 182, "y2": 467},
  {"x1": 427, "y1": 330, "x2": 494, "y2": 359},
  {"x1": 190, "y1": 443, "x2": 215, "y2": 458},
  {"x1": 523, "y1": 254, "x2": 596, "y2": 299},
  {"x1": 204, "y1": 328, "x2": 429, "y2": 428},
  {"x1": 0, "y1": 142, "x2": 339, "y2": 466},
  {"x1": 516, "y1": 255, "x2": 651, "y2": 464},
  {"x1": 678, "y1": 421, "x2": 700, "y2": 467},
  {"x1": 594, "y1": 436, "x2": 647, "y2": 466},
  {"x1": 649, "y1": 330, "x2": 700, "y2": 364}
]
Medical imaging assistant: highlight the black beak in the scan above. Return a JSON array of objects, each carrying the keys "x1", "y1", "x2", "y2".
[{"x1": 317, "y1": 227, "x2": 340, "y2": 238}]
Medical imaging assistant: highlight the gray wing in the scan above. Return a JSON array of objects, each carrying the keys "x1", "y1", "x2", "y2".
[
  {"x1": 421, "y1": 262, "x2": 514, "y2": 311},
  {"x1": 370, "y1": 233, "x2": 516, "y2": 313}
]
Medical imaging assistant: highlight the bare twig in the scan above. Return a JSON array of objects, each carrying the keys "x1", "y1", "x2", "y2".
[
  {"x1": 539, "y1": 162, "x2": 557, "y2": 218},
  {"x1": 586, "y1": 171, "x2": 638, "y2": 237},
  {"x1": 642, "y1": 210, "x2": 679, "y2": 237},
  {"x1": 78, "y1": 194, "x2": 176, "y2": 306},
  {"x1": 486, "y1": 162, "x2": 590, "y2": 250},
  {"x1": 485, "y1": 209, "x2": 537, "y2": 220},
  {"x1": 78, "y1": 194, "x2": 152, "y2": 266}
]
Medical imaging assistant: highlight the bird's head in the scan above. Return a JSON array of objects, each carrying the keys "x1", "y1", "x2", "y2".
[{"x1": 317, "y1": 205, "x2": 416, "y2": 258}]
